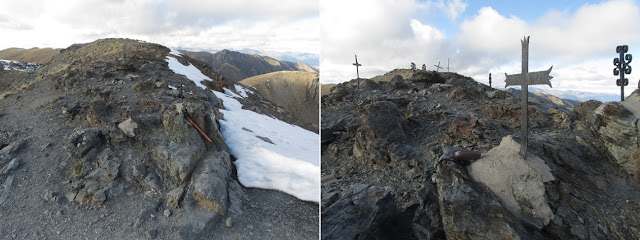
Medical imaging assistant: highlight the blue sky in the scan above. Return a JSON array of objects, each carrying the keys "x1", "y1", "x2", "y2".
[
  {"x1": 321, "y1": 0, "x2": 640, "y2": 101},
  {"x1": 421, "y1": 0, "x2": 586, "y2": 38}
]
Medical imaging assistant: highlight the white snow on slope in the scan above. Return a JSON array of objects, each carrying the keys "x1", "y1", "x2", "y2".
[
  {"x1": 169, "y1": 48, "x2": 182, "y2": 56},
  {"x1": 223, "y1": 87, "x2": 242, "y2": 98},
  {"x1": 165, "y1": 54, "x2": 320, "y2": 202},
  {"x1": 0, "y1": 59, "x2": 41, "y2": 71},
  {"x1": 213, "y1": 91, "x2": 320, "y2": 202},
  {"x1": 165, "y1": 56, "x2": 210, "y2": 89},
  {"x1": 1, "y1": 60, "x2": 9, "y2": 71},
  {"x1": 234, "y1": 84, "x2": 253, "y2": 98}
]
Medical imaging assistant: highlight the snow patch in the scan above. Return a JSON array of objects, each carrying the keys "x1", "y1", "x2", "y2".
[
  {"x1": 213, "y1": 91, "x2": 319, "y2": 202},
  {"x1": 234, "y1": 84, "x2": 253, "y2": 98},
  {"x1": 168, "y1": 85, "x2": 177, "y2": 90},
  {"x1": 0, "y1": 59, "x2": 41, "y2": 72},
  {"x1": 169, "y1": 48, "x2": 182, "y2": 57},
  {"x1": 165, "y1": 56, "x2": 210, "y2": 89},
  {"x1": 165, "y1": 55, "x2": 320, "y2": 202},
  {"x1": 223, "y1": 87, "x2": 242, "y2": 98}
]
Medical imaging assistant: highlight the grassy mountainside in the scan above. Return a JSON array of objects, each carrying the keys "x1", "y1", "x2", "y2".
[
  {"x1": 0, "y1": 47, "x2": 60, "y2": 64},
  {"x1": 240, "y1": 71, "x2": 319, "y2": 129},
  {"x1": 181, "y1": 49, "x2": 318, "y2": 83},
  {"x1": 370, "y1": 68, "x2": 415, "y2": 82},
  {"x1": 320, "y1": 83, "x2": 336, "y2": 96}
]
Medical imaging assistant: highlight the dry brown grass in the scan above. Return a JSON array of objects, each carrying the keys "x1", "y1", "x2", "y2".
[
  {"x1": 240, "y1": 71, "x2": 319, "y2": 127},
  {"x1": 193, "y1": 190, "x2": 223, "y2": 214},
  {"x1": 0, "y1": 47, "x2": 60, "y2": 64},
  {"x1": 370, "y1": 68, "x2": 415, "y2": 82},
  {"x1": 0, "y1": 79, "x2": 39, "y2": 101},
  {"x1": 321, "y1": 83, "x2": 336, "y2": 96}
]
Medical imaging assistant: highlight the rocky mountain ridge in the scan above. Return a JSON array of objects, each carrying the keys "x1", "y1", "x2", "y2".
[
  {"x1": 321, "y1": 70, "x2": 640, "y2": 239},
  {"x1": 180, "y1": 49, "x2": 318, "y2": 83},
  {"x1": 0, "y1": 38, "x2": 317, "y2": 239}
]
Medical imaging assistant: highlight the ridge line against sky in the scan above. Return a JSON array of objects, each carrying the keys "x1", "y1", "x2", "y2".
[
  {"x1": 320, "y1": 0, "x2": 640, "y2": 98},
  {"x1": 0, "y1": 0, "x2": 320, "y2": 63}
]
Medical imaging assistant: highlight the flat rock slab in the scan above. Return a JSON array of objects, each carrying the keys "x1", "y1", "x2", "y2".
[
  {"x1": 620, "y1": 91, "x2": 640, "y2": 119},
  {"x1": 468, "y1": 135, "x2": 555, "y2": 228}
]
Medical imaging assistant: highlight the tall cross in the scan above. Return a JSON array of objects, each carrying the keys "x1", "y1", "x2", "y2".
[
  {"x1": 434, "y1": 61, "x2": 443, "y2": 72},
  {"x1": 353, "y1": 55, "x2": 362, "y2": 90},
  {"x1": 505, "y1": 36, "x2": 554, "y2": 159}
]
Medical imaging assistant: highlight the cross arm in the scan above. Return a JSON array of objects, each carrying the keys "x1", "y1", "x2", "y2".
[{"x1": 505, "y1": 66, "x2": 553, "y2": 88}]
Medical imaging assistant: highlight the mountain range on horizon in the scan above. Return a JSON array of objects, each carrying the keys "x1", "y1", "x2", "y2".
[
  {"x1": 179, "y1": 49, "x2": 318, "y2": 83},
  {"x1": 174, "y1": 47, "x2": 319, "y2": 68},
  {"x1": 0, "y1": 46, "x2": 318, "y2": 74}
]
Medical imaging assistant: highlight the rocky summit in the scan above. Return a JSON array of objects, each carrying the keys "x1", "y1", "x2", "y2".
[
  {"x1": 321, "y1": 70, "x2": 640, "y2": 239},
  {"x1": 0, "y1": 38, "x2": 317, "y2": 239}
]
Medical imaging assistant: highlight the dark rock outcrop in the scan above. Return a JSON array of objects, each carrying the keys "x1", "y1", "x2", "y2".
[
  {"x1": 321, "y1": 184, "x2": 393, "y2": 240},
  {"x1": 0, "y1": 38, "x2": 318, "y2": 239},
  {"x1": 322, "y1": 70, "x2": 640, "y2": 239}
]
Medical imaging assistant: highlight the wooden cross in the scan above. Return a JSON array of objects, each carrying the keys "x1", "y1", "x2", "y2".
[
  {"x1": 353, "y1": 55, "x2": 362, "y2": 90},
  {"x1": 434, "y1": 61, "x2": 443, "y2": 72},
  {"x1": 504, "y1": 36, "x2": 554, "y2": 159}
]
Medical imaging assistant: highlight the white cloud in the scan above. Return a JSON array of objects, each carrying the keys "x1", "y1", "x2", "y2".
[
  {"x1": 435, "y1": 0, "x2": 468, "y2": 20},
  {"x1": 167, "y1": 0, "x2": 318, "y2": 21},
  {"x1": 456, "y1": 7, "x2": 528, "y2": 56},
  {"x1": 0, "y1": 0, "x2": 319, "y2": 55},
  {"x1": 411, "y1": 19, "x2": 444, "y2": 41},
  {"x1": 532, "y1": 0, "x2": 640, "y2": 61},
  {"x1": 455, "y1": 0, "x2": 640, "y2": 77},
  {"x1": 320, "y1": 0, "x2": 453, "y2": 83},
  {"x1": 473, "y1": 58, "x2": 623, "y2": 95},
  {"x1": 322, "y1": 0, "x2": 640, "y2": 101}
]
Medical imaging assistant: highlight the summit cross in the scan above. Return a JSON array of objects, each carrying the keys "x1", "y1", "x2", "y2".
[
  {"x1": 504, "y1": 36, "x2": 554, "y2": 159},
  {"x1": 434, "y1": 61, "x2": 443, "y2": 72},
  {"x1": 353, "y1": 55, "x2": 362, "y2": 90}
]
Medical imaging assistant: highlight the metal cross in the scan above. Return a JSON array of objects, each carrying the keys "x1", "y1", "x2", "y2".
[
  {"x1": 505, "y1": 36, "x2": 554, "y2": 159},
  {"x1": 434, "y1": 61, "x2": 443, "y2": 72},
  {"x1": 489, "y1": 73, "x2": 492, "y2": 88},
  {"x1": 447, "y1": 58, "x2": 450, "y2": 72},
  {"x1": 613, "y1": 45, "x2": 632, "y2": 101},
  {"x1": 353, "y1": 55, "x2": 362, "y2": 90}
]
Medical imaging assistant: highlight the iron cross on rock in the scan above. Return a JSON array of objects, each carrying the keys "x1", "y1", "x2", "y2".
[
  {"x1": 504, "y1": 36, "x2": 554, "y2": 159},
  {"x1": 434, "y1": 61, "x2": 443, "y2": 72},
  {"x1": 353, "y1": 55, "x2": 362, "y2": 90}
]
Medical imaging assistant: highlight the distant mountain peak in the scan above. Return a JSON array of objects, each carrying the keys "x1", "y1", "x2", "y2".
[{"x1": 180, "y1": 49, "x2": 318, "y2": 83}]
